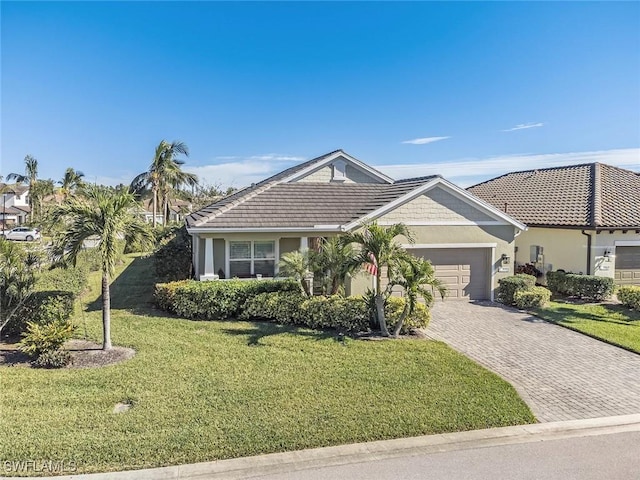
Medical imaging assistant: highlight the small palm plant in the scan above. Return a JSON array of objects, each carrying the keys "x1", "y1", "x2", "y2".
[
  {"x1": 278, "y1": 250, "x2": 311, "y2": 296},
  {"x1": 50, "y1": 186, "x2": 153, "y2": 350},
  {"x1": 389, "y1": 256, "x2": 446, "y2": 337}
]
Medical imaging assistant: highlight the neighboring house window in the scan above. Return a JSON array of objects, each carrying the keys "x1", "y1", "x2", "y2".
[
  {"x1": 15, "y1": 194, "x2": 21, "y2": 200},
  {"x1": 229, "y1": 240, "x2": 275, "y2": 278}
]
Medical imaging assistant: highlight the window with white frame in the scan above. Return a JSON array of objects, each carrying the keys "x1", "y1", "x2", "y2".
[{"x1": 229, "y1": 240, "x2": 275, "y2": 278}]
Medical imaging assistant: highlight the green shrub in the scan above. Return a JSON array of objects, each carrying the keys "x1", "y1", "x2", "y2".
[
  {"x1": 155, "y1": 279, "x2": 301, "y2": 320},
  {"x1": 19, "y1": 319, "x2": 75, "y2": 359},
  {"x1": 36, "y1": 266, "x2": 88, "y2": 297},
  {"x1": 513, "y1": 286, "x2": 552, "y2": 309},
  {"x1": 303, "y1": 296, "x2": 369, "y2": 333},
  {"x1": 239, "y1": 291, "x2": 306, "y2": 324},
  {"x1": 154, "y1": 226, "x2": 192, "y2": 282},
  {"x1": 3, "y1": 291, "x2": 76, "y2": 337},
  {"x1": 77, "y1": 248, "x2": 102, "y2": 272},
  {"x1": 385, "y1": 296, "x2": 431, "y2": 334},
  {"x1": 617, "y1": 286, "x2": 640, "y2": 310},
  {"x1": 497, "y1": 274, "x2": 536, "y2": 305},
  {"x1": 546, "y1": 271, "x2": 614, "y2": 301},
  {"x1": 31, "y1": 349, "x2": 72, "y2": 369}
]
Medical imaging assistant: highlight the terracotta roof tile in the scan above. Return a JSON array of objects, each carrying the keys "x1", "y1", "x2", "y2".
[{"x1": 468, "y1": 163, "x2": 640, "y2": 228}]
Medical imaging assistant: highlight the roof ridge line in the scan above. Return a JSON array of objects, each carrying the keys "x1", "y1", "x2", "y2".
[{"x1": 591, "y1": 163, "x2": 603, "y2": 227}]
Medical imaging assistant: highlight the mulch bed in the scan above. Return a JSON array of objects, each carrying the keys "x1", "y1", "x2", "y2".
[{"x1": 0, "y1": 338, "x2": 135, "y2": 369}]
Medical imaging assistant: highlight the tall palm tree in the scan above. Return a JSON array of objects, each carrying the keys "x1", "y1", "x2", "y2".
[
  {"x1": 341, "y1": 222, "x2": 414, "y2": 336},
  {"x1": 131, "y1": 140, "x2": 197, "y2": 227},
  {"x1": 7, "y1": 155, "x2": 38, "y2": 221},
  {"x1": 389, "y1": 257, "x2": 446, "y2": 337},
  {"x1": 58, "y1": 168, "x2": 85, "y2": 200},
  {"x1": 51, "y1": 185, "x2": 153, "y2": 350}
]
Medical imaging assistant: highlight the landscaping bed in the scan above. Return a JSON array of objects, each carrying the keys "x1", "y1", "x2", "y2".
[{"x1": 0, "y1": 254, "x2": 535, "y2": 476}]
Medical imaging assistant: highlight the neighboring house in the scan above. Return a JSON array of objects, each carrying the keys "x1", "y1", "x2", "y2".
[
  {"x1": 142, "y1": 198, "x2": 193, "y2": 225},
  {"x1": 186, "y1": 150, "x2": 526, "y2": 301},
  {"x1": 468, "y1": 163, "x2": 640, "y2": 286},
  {"x1": 0, "y1": 183, "x2": 30, "y2": 228}
]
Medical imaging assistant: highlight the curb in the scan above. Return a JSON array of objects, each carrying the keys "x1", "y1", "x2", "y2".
[{"x1": 18, "y1": 413, "x2": 640, "y2": 480}]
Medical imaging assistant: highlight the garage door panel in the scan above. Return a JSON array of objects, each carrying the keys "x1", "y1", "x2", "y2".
[
  {"x1": 411, "y1": 248, "x2": 490, "y2": 300},
  {"x1": 615, "y1": 247, "x2": 640, "y2": 286}
]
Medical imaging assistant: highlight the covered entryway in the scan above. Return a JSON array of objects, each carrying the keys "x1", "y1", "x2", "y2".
[
  {"x1": 615, "y1": 246, "x2": 640, "y2": 285},
  {"x1": 410, "y1": 247, "x2": 491, "y2": 300}
]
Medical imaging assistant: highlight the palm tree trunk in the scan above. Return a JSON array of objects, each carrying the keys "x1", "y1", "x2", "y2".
[
  {"x1": 152, "y1": 189, "x2": 158, "y2": 228},
  {"x1": 392, "y1": 304, "x2": 410, "y2": 338},
  {"x1": 102, "y1": 272, "x2": 112, "y2": 350},
  {"x1": 375, "y1": 273, "x2": 389, "y2": 336}
]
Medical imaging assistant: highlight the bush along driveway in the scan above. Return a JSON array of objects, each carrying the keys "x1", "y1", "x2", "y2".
[{"x1": 0, "y1": 254, "x2": 535, "y2": 475}]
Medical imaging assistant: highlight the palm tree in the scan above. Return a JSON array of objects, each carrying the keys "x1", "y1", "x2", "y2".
[
  {"x1": 51, "y1": 185, "x2": 153, "y2": 350},
  {"x1": 58, "y1": 168, "x2": 85, "y2": 200},
  {"x1": 312, "y1": 237, "x2": 358, "y2": 295},
  {"x1": 341, "y1": 222, "x2": 414, "y2": 336},
  {"x1": 389, "y1": 257, "x2": 446, "y2": 337},
  {"x1": 7, "y1": 155, "x2": 38, "y2": 221},
  {"x1": 131, "y1": 140, "x2": 197, "y2": 227},
  {"x1": 278, "y1": 250, "x2": 311, "y2": 296}
]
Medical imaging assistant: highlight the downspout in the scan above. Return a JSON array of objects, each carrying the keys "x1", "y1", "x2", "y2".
[{"x1": 581, "y1": 230, "x2": 592, "y2": 275}]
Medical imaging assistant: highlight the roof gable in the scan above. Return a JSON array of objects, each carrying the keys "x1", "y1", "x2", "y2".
[
  {"x1": 468, "y1": 163, "x2": 640, "y2": 228},
  {"x1": 282, "y1": 151, "x2": 392, "y2": 184}
]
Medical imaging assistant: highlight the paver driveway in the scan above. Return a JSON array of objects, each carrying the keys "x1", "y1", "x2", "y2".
[{"x1": 427, "y1": 301, "x2": 640, "y2": 422}]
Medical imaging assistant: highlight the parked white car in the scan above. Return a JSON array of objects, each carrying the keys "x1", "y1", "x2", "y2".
[{"x1": 1, "y1": 227, "x2": 41, "y2": 241}]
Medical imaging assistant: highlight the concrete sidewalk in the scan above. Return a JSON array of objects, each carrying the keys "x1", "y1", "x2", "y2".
[{"x1": 20, "y1": 414, "x2": 640, "y2": 480}]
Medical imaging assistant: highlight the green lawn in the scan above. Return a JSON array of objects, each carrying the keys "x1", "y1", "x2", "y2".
[
  {"x1": 0, "y1": 254, "x2": 535, "y2": 475},
  {"x1": 534, "y1": 300, "x2": 640, "y2": 354}
]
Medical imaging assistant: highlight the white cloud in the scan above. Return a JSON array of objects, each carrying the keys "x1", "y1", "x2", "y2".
[
  {"x1": 401, "y1": 136, "x2": 451, "y2": 145},
  {"x1": 184, "y1": 154, "x2": 307, "y2": 189},
  {"x1": 502, "y1": 122, "x2": 544, "y2": 132},
  {"x1": 377, "y1": 148, "x2": 640, "y2": 187}
]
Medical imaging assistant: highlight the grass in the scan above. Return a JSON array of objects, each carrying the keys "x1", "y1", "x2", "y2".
[
  {"x1": 0, "y1": 254, "x2": 535, "y2": 475},
  {"x1": 534, "y1": 299, "x2": 640, "y2": 354}
]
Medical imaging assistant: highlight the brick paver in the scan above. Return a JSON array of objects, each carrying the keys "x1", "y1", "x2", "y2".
[{"x1": 427, "y1": 301, "x2": 640, "y2": 422}]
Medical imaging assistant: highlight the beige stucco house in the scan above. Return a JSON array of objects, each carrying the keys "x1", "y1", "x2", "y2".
[
  {"x1": 0, "y1": 183, "x2": 30, "y2": 228},
  {"x1": 186, "y1": 150, "x2": 526, "y2": 300},
  {"x1": 468, "y1": 163, "x2": 640, "y2": 285}
]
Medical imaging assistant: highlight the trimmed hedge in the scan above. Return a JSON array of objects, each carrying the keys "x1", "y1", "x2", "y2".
[
  {"x1": 513, "y1": 286, "x2": 551, "y2": 309},
  {"x1": 155, "y1": 279, "x2": 301, "y2": 320},
  {"x1": 154, "y1": 226, "x2": 192, "y2": 282},
  {"x1": 546, "y1": 271, "x2": 614, "y2": 301},
  {"x1": 239, "y1": 291, "x2": 428, "y2": 334},
  {"x1": 497, "y1": 274, "x2": 536, "y2": 305},
  {"x1": 36, "y1": 266, "x2": 88, "y2": 297},
  {"x1": 617, "y1": 286, "x2": 640, "y2": 310}
]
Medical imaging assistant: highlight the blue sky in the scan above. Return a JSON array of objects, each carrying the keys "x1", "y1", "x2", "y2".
[{"x1": 2, "y1": 1, "x2": 639, "y2": 189}]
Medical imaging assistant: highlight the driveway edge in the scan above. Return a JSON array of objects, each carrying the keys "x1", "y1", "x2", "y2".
[{"x1": 20, "y1": 414, "x2": 640, "y2": 480}]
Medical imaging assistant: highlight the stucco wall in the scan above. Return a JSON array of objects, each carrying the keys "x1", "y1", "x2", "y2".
[
  {"x1": 514, "y1": 227, "x2": 640, "y2": 280},
  {"x1": 379, "y1": 187, "x2": 496, "y2": 223},
  {"x1": 296, "y1": 166, "x2": 333, "y2": 183},
  {"x1": 295, "y1": 163, "x2": 385, "y2": 184}
]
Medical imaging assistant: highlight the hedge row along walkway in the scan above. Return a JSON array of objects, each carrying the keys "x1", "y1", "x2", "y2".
[{"x1": 427, "y1": 301, "x2": 640, "y2": 422}]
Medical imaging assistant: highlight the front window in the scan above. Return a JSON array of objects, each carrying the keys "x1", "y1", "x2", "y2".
[{"x1": 230, "y1": 240, "x2": 275, "y2": 278}]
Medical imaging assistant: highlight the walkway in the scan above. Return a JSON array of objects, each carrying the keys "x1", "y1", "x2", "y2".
[{"x1": 427, "y1": 301, "x2": 640, "y2": 422}]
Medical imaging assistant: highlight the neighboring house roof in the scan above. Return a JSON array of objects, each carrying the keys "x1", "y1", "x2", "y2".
[
  {"x1": 187, "y1": 149, "x2": 526, "y2": 232},
  {"x1": 141, "y1": 198, "x2": 193, "y2": 214},
  {"x1": 0, "y1": 206, "x2": 29, "y2": 215},
  {"x1": 0, "y1": 183, "x2": 29, "y2": 195},
  {"x1": 468, "y1": 163, "x2": 640, "y2": 229}
]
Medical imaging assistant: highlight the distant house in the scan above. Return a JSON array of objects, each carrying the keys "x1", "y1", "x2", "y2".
[
  {"x1": 141, "y1": 198, "x2": 193, "y2": 225},
  {"x1": 0, "y1": 184, "x2": 30, "y2": 228},
  {"x1": 186, "y1": 150, "x2": 526, "y2": 301},
  {"x1": 468, "y1": 163, "x2": 640, "y2": 285}
]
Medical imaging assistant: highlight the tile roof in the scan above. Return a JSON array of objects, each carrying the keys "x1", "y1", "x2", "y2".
[
  {"x1": 187, "y1": 178, "x2": 436, "y2": 229},
  {"x1": 468, "y1": 163, "x2": 640, "y2": 228},
  {"x1": 187, "y1": 150, "x2": 407, "y2": 229},
  {"x1": 0, "y1": 183, "x2": 29, "y2": 195}
]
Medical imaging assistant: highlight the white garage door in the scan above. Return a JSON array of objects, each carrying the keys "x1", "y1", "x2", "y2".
[
  {"x1": 410, "y1": 248, "x2": 491, "y2": 300},
  {"x1": 615, "y1": 247, "x2": 640, "y2": 285}
]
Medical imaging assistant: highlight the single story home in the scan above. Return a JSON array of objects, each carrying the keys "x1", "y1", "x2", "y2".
[
  {"x1": 141, "y1": 198, "x2": 193, "y2": 225},
  {"x1": 186, "y1": 150, "x2": 526, "y2": 301},
  {"x1": 468, "y1": 163, "x2": 640, "y2": 285}
]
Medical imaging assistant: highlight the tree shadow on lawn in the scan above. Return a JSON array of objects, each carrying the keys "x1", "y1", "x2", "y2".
[
  {"x1": 86, "y1": 255, "x2": 165, "y2": 317},
  {"x1": 222, "y1": 321, "x2": 336, "y2": 346},
  {"x1": 544, "y1": 301, "x2": 640, "y2": 326}
]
